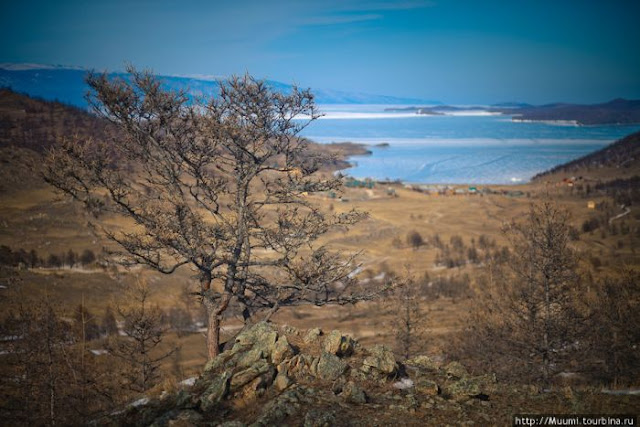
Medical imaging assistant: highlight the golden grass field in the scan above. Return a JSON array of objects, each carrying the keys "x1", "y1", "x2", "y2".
[{"x1": 2, "y1": 161, "x2": 637, "y2": 380}]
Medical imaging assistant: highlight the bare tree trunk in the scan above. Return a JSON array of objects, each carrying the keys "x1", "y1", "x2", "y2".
[
  {"x1": 542, "y1": 276, "x2": 551, "y2": 387},
  {"x1": 205, "y1": 292, "x2": 232, "y2": 359},
  {"x1": 263, "y1": 302, "x2": 279, "y2": 322}
]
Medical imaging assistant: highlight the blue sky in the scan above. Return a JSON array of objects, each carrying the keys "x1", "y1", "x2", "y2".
[{"x1": 1, "y1": 0, "x2": 639, "y2": 104}]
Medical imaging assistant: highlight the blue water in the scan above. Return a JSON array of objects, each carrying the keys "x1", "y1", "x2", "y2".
[{"x1": 299, "y1": 105, "x2": 640, "y2": 184}]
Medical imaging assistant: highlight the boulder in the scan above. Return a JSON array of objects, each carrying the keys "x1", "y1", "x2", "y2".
[
  {"x1": 230, "y1": 359, "x2": 273, "y2": 390},
  {"x1": 272, "y1": 335, "x2": 295, "y2": 364},
  {"x1": 303, "y1": 409, "x2": 336, "y2": 427},
  {"x1": 447, "y1": 377, "x2": 482, "y2": 401},
  {"x1": 274, "y1": 372, "x2": 292, "y2": 391},
  {"x1": 199, "y1": 371, "x2": 231, "y2": 412},
  {"x1": 204, "y1": 348, "x2": 240, "y2": 373},
  {"x1": 340, "y1": 381, "x2": 367, "y2": 404},
  {"x1": 235, "y1": 348, "x2": 265, "y2": 369},
  {"x1": 323, "y1": 330, "x2": 355, "y2": 357},
  {"x1": 286, "y1": 354, "x2": 317, "y2": 378},
  {"x1": 361, "y1": 345, "x2": 397, "y2": 375},
  {"x1": 250, "y1": 388, "x2": 303, "y2": 426},
  {"x1": 406, "y1": 355, "x2": 440, "y2": 371},
  {"x1": 414, "y1": 378, "x2": 440, "y2": 396},
  {"x1": 167, "y1": 409, "x2": 203, "y2": 427},
  {"x1": 233, "y1": 322, "x2": 278, "y2": 357},
  {"x1": 444, "y1": 361, "x2": 468, "y2": 379},
  {"x1": 316, "y1": 352, "x2": 348, "y2": 381},
  {"x1": 303, "y1": 327, "x2": 323, "y2": 344}
]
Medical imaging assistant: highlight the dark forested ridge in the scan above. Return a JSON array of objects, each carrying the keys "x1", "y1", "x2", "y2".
[
  {"x1": 533, "y1": 131, "x2": 640, "y2": 180},
  {"x1": 396, "y1": 99, "x2": 640, "y2": 125},
  {"x1": 509, "y1": 98, "x2": 640, "y2": 125},
  {"x1": 0, "y1": 88, "x2": 111, "y2": 153}
]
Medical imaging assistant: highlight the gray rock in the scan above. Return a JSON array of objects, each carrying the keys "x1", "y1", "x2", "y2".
[
  {"x1": 303, "y1": 328, "x2": 322, "y2": 344},
  {"x1": 447, "y1": 377, "x2": 482, "y2": 401},
  {"x1": 415, "y1": 378, "x2": 440, "y2": 396},
  {"x1": 271, "y1": 335, "x2": 295, "y2": 364},
  {"x1": 444, "y1": 361, "x2": 468, "y2": 379},
  {"x1": 303, "y1": 409, "x2": 336, "y2": 427},
  {"x1": 235, "y1": 348, "x2": 265, "y2": 369},
  {"x1": 316, "y1": 352, "x2": 348, "y2": 381},
  {"x1": 167, "y1": 409, "x2": 203, "y2": 427},
  {"x1": 274, "y1": 372, "x2": 292, "y2": 391},
  {"x1": 323, "y1": 330, "x2": 355, "y2": 357},
  {"x1": 239, "y1": 375, "x2": 271, "y2": 401},
  {"x1": 204, "y1": 348, "x2": 240, "y2": 373},
  {"x1": 230, "y1": 359, "x2": 272, "y2": 390},
  {"x1": 199, "y1": 371, "x2": 232, "y2": 412},
  {"x1": 406, "y1": 355, "x2": 440, "y2": 371},
  {"x1": 233, "y1": 322, "x2": 278, "y2": 357},
  {"x1": 281, "y1": 325, "x2": 299, "y2": 336},
  {"x1": 361, "y1": 345, "x2": 397, "y2": 375},
  {"x1": 250, "y1": 389, "x2": 303, "y2": 426},
  {"x1": 340, "y1": 381, "x2": 367, "y2": 404}
]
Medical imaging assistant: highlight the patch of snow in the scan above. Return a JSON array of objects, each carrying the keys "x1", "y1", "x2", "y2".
[
  {"x1": 130, "y1": 397, "x2": 149, "y2": 407},
  {"x1": 373, "y1": 272, "x2": 386, "y2": 281},
  {"x1": 393, "y1": 378, "x2": 414, "y2": 390},
  {"x1": 0, "y1": 285, "x2": 7, "y2": 289},
  {"x1": 90, "y1": 349, "x2": 109, "y2": 356},
  {"x1": 347, "y1": 266, "x2": 363, "y2": 278},
  {"x1": 179, "y1": 377, "x2": 197, "y2": 387},
  {"x1": 602, "y1": 389, "x2": 640, "y2": 396}
]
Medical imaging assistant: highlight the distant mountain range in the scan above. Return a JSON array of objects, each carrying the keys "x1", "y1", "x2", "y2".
[
  {"x1": 506, "y1": 99, "x2": 640, "y2": 125},
  {"x1": 386, "y1": 99, "x2": 640, "y2": 125},
  {"x1": 0, "y1": 64, "x2": 439, "y2": 108}
]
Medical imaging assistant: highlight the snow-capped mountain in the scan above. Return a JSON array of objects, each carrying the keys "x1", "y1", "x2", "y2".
[{"x1": 0, "y1": 64, "x2": 439, "y2": 108}]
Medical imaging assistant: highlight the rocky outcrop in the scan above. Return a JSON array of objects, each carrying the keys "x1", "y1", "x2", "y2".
[{"x1": 103, "y1": 322, "x2": 496, "y2": 426}]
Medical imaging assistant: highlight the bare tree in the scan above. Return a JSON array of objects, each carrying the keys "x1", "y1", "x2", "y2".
[
  {"x1": 386, "y1": 273, "x2": 428, "y2": 360},
  {"x1": 44, "y1": 67, "x2": 369, "y2": 358},
  {"x1": 101, "y1": 305, "x2": 119, "y2": 336},
  {"x1": 457, "y1": 202, "x2": 582, "y2": 385},
  {"x1": 585, "y1": 268, "x2": 640, "y2": 386},
  {"x1": 0, "y1": 285, "x2": 114, "y2": 425},
  {"x1": 107, "y1": 279, "x2": 175, "y2": 393}
]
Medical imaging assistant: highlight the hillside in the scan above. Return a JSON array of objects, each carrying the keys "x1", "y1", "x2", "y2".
[
  {"x1": 533, "y1": 131, "x2": 640, "y2": 181},
  {"x1": 1, "y1": 89, "x2": 639, "y2": 425},
  {"x1": 0, "y1": 89, "x2": 368, "y2": 193},
  {"x1": 0, "y1": 87, "x2": 111, "y2": 153},
  {"x1": 0, "y1": 88, "x2": 113, "y2": 195},
  {"x1": 509, "y1": 99, "x2": 640, "y2": 125},
  {"x1": 0, "y1": 65, "x2": 438, "y2": 107},
  {"x1": 98, "y1": 322, "x2": 640, "y2": 426},
  {"x1": 391, "y1": 99, "x2": 640, "y2": 125}
]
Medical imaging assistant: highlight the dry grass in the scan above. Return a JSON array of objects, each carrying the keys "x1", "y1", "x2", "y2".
[{"x1": 1, "y1": 173, "x2": 639, "y2": 374}]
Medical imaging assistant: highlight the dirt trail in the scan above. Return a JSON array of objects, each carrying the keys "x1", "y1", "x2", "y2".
[{"x1": 609, "y1": 207, "x2": 631, "y2": 224}]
